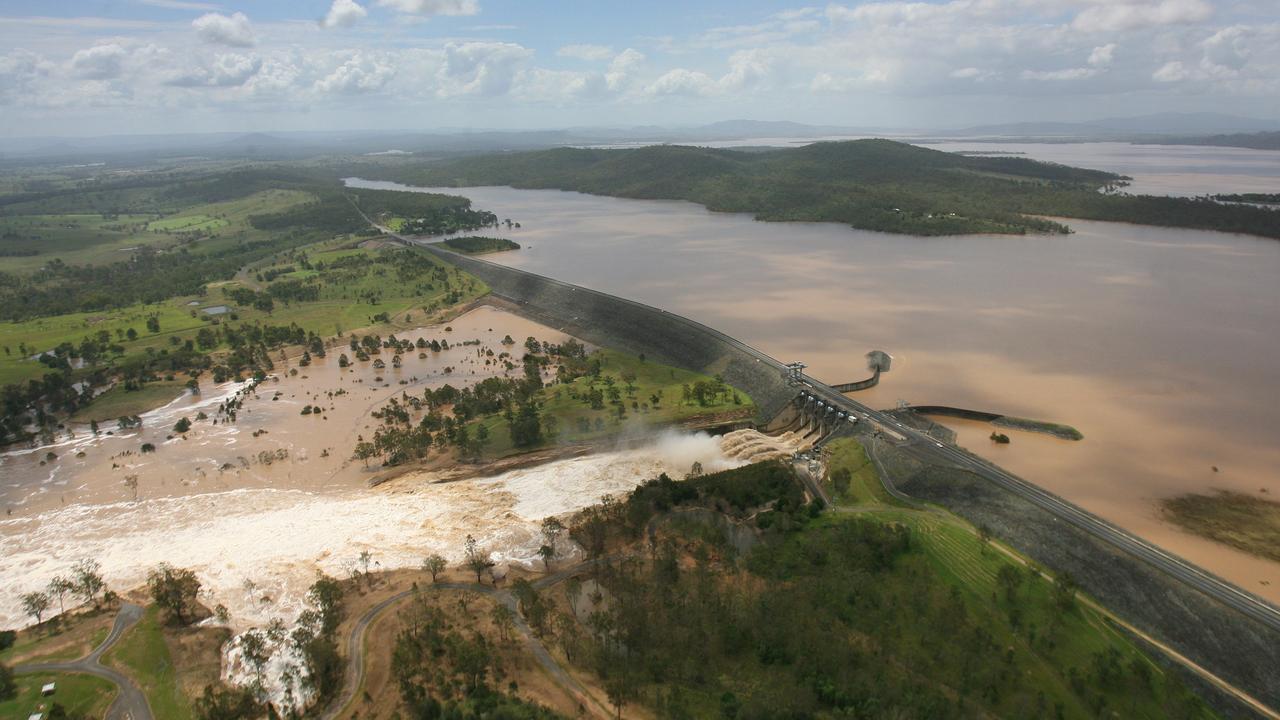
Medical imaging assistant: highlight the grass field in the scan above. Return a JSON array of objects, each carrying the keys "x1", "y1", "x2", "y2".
[
  {"x1": 0, "y1": 671, "x2": 117, "y2": 719},
  {"x1": 103, "y1": 605, "x2": 194, "y2": 720},
  {"x1": 0, "y1": 238, "x2": 487, "y2": 396},
  {"x1": 70, "y1": 380, "x2": 190, "y2": 423},
  {"x1": 0, "y1": 188, "x2": 314, "y2": 270},
  {"x1": 469, "y1": 348, "x2": 752, "y2": 457}
]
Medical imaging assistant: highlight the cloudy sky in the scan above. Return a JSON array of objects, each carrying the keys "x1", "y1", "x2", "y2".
[{"x1": 0, "y1": 0, "x2": 1276, "y2": 137}]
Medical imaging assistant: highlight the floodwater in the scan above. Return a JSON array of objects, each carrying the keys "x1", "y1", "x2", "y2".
[
  {"x1": 348, "y1": 176, "x2": 1280, "y2": 603},
  {"x1": 0, "y1": 306, "x2": 804, "y2": 635},
  {"x1": 917, "y1": 141, "x2": 1280, "y2": 197}
]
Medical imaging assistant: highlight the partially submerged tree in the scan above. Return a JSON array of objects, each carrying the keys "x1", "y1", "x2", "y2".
[
  {"x1": 463, "y1": 534, "x2": 495, "y2": 584},
  {"x1": 21, "y1": 591, "x2": 50, "y2": 626},
  {"x1": 72, "y1": 558, "x2": 106, "y2": 608},
  {"x1": 147, "y1": 563, "x2": 201, "y2": 625}
]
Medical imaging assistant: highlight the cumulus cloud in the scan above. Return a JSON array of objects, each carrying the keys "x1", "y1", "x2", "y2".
[
  {"x1": 557, "y1": 44, "x2": 614, "y2": 62},
  {"x1": 193, "y1": 12, "x2": 255, "y2": 47},
  {"x1": 645, "y1": 68, "x2": 717, "y2": 97},
  {"x1": 1152, "y1": 60, "x2": 1189, "y2": 82},
  {"x1": 605, "y1": 48, "x2": 644, "y2": 91},
  {"x1": 1088, "y1": 43, "x2": 1117, "y2": 67},
  {"x1": 436, "y1": 41, "x2": 532, "y2": 97},
  {"x1": 376, "y1": 0, "x2": 479, "y2": 16},
  {"x1": 322, "y1": 0, "x2": 368, "y2": 29},
  {"x1": 69, "y1": 44, "x2": 128, "y2": 80},
  {"x1": 1021, "y1": 67, "x2": 1097, "y2": 81},
  {"x1": 167, "y1": 53, "x2": 263, "y2": 88},
  {"x1": 314, "y1": 52, "x2": 395, "y2": 94},
  {"x1": 1072, "y1": 0, "x2": 1212, "y2": 33}
]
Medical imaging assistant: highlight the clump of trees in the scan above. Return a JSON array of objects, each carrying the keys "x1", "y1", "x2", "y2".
[{"x1": 147, "y1": 563, "x2": 201, "y2": 625}]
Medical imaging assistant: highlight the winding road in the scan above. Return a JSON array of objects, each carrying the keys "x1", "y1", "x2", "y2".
[
  {"x1": 318, "y1": 570, "x2": 611, "y2": 720},
  {"x1": 15, "y1": 603, "x2": 152, "y2": 720}
]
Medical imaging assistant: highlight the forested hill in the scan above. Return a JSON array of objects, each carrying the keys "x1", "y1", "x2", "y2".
[{"x1": 367, "y1": 140, "x2": 1280, "y2": 239}]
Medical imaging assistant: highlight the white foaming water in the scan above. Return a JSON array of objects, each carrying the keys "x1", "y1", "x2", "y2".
[{"x1": 0, "y1": 431, "x2": 750, "y2": 709}]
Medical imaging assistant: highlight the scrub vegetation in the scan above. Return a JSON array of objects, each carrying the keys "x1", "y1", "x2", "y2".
[
  {"x1": 359, "y1": 340, "x2": 752, "y2": 467},
  {"x1": 363, "y1": 139, "x2": 1280, "y2": 239},
  {"x1": 1161, "y1": 490, "x2": 1280, "y2": 563},
  {"x1": 533, "y1": 440, "x2": 1216, "y2": 719}
]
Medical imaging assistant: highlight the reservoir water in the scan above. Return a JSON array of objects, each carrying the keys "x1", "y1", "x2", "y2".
[{"x1": 349, "y1": 166, "x2": 1280, "y2": 602}]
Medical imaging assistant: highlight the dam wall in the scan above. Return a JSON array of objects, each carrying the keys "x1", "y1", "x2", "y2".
[{"x1": 425, "y1": 247, "x2": 798, "y2": 422}]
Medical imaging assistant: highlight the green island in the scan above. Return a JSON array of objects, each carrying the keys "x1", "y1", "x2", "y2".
[
  {"x1": 1211, "y1": 192, "x2": 1280, "y2": 204},
  {"x1": 357, "y1": 139, "x2": 1280, "y2": 239},
  {"x1": 434, "y1": 235, "x2": 522, "y2": 254},
  {"x1": 1161, "y1": 490, "x2": 1280, "y2": 563}
]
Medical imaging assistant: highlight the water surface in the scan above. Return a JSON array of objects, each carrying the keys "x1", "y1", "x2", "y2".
[{"x1": 350, "y1": 178, "x2": 1280, "y2": 602}]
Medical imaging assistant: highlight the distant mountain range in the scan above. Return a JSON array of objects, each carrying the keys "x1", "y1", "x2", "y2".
[
  {"x1": 943, "y1": 112, "x2": 1280, "y2": 138},
  {"x1": 2, "y1": 112, "x2": 1277, "y2": 161}
]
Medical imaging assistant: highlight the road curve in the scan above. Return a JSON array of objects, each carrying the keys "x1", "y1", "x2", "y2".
[
  {"x1": 16, "y1": 603, "x2": 152, "y2": 720},
  {"x1": 318, "y1": 578, "x2": 608, "y2": 720}
]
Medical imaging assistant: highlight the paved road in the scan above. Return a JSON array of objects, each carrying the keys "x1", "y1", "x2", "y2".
[
  {"x1": 318, "y1": 576, "x2": 609, "y2": 720},
  {"x1": 799, "y1": 377, "x2": 1280, "y2": 633},
  {"x1": 16, "y1": 603, "x2": 152, "y2": 720}
]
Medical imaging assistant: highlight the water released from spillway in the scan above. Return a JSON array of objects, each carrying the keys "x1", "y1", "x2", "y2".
[{"x1": 349, "y1": 151, "x2": 1280, "y2": 603}]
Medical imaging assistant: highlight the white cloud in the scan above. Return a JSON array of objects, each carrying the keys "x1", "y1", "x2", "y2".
[
  {"x1": 1072, "y1": 0, "x2": 1212, "y2": 33},
  {"x1": 1200, "y1": 25, "x2": 1250, "y2": 72},
  {"x1": 167, "y1": 53, "x2": 262, "y2": 88},
  {"x1": 192, "y1": 11, "x2": 255, "y2": 47},
  {"x1": 322, "y1": 0, "x2": 368, "y2": 29},
  {"x1": 557, "y1": 44, "x2": 614, "y2": 62},
  {"x1": 1021, "y1": 67, "x2": 1097, "y2": 81},
  {"x1": 69, "y1": 43, "x2": 128, "y2": 80},
  {"x1": 1152, "y1": 60, "x2": 1189, "y2": 81},
  {"x1": 605, "y1": 48, "x2": 644, "y2": 91},
  {"x1": 1088, "y1": 43, "x2": 1116, "y2": 67},
  {"x1": 134, "y1": 0, "x2": 221, "y2": 9},
  {"x1": 375, "y1": 0, "x2": 479, "y2": 16},
  {"x1": 314, "y1": 52, "x2": 395, "y2": 94},
  {"x1": 435, "y1": 42, "x2": 532, "y2": 97},
  {"x1": 645, "y1": 68, "x2": 717, "y2": 97}
]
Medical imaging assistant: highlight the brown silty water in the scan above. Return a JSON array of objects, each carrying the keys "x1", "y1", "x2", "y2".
[
  {"x1": 347, "y1": 169, "x2": 1280, "y2": 605},
  {"x1": 0, "y1": 305, "x2": 806, "y2": 632}
]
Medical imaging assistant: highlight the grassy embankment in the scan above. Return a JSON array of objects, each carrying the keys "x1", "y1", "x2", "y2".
[
  {"x1": 102, "y1": 605, "x2": 227, "y2": 720},
  {"x1": 361, "y1": 139, "x2": 1280, "y2": 239},
  {"x1": 0, "y1": 611, "x2": 114, "y2": 667},
  {"x1": 540, "y1": 441, "x2": 1216, "y2": 718},
  {"x1": 1161, "y1": 490, "x2": 1280, "y2": 563}
]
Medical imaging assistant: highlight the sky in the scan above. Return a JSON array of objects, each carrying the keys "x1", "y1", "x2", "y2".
[{"x1": 0, "y1": 0, "x2": 1277, "y2": 137}]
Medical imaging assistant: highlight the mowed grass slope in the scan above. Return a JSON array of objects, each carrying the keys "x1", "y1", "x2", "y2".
[
  {"x1": 102, "y1": 606, "x2": 193, "y2": 720},
  {"x1": 817, "y1": 436, "x2": 1212, "y2": 719}
]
